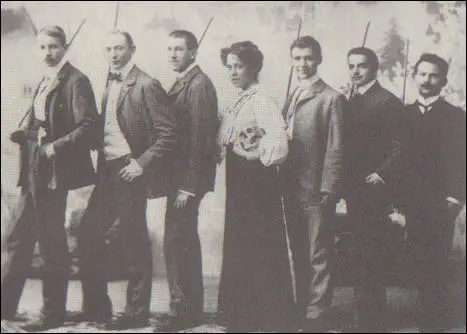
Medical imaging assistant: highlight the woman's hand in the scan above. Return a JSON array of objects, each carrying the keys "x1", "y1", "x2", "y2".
[{"x1": 232, "y1": 141, "x2": 260, "y2": 160}]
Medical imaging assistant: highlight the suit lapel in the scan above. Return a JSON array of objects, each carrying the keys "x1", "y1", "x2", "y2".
[
  {"x1": 46, "y1": 62, "x2": 71, "y2": 131},
  {"x1": 116, "y1": 66, "x2": 138, "y2": 113},
  {"x1": 296, "y1": 79, "x2": 326, "y2": 107},
  {"x1": 47, "y1": 62, "x2": 70, "y2": 97},
  {"x1": 168, "y1": 65, "x2": 201, "y2": 96}
]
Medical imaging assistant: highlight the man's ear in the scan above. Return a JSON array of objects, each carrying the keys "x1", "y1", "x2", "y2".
[
  {"x1": 131, "y1": 45, "x2": 136, "y2": 54},
  {"x1": 441, "y1": 77, "x2": 448, "y2": 88},
  {"x1": 190, "y1": 48, "x2": 198, "y2": 60}
]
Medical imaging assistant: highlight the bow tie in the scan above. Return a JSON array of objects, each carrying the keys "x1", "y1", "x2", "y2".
[{"x1": 109, "y1": 72, "x2": 122, "y2": 82}]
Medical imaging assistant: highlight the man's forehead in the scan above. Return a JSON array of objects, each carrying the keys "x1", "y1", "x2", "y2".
[
  {"x1": 168, "y1": 36, "x2": 187, "y2": 47},
  {"x1": 348, "y1": 54, "x2": 369, "y2": 64},
  {"x1": 37, "y1": 33, "x2": 61, "y2": 45},
  {"x1": 105, "y1": 33, "x2": 129, "y2": 47},
  {"x1": 291, "y1": 47, "x2": 314, "y2": 56},
  {"x1": 418, "y1": 61, "x2": 441, "y2": 73}
]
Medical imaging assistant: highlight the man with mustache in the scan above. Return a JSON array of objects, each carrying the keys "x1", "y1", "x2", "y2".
[
  {"x1": 77, "y1": 30, "x2": 179, "y2": 329},
  {"x1": 281, "y1": 36, "x2": 345, "y2": 332},
  {"x1": 401, "y1": 53, "x2": 465, "y2": 332},
  {"x1": 344, "y1": 47, "x2": 404, "y2": 332},
  {"x1": 161, "y1": 30, "x2": 219, "y2": 331},
  {"x1": 2, "y1": 26, "x2": 99, "y2": 331}
]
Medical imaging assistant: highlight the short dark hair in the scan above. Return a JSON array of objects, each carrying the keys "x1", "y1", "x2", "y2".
[
  {"x1": 169, "y1": 30, "x2": 198, "y2": 50},
  {"x1": 220, "y1": 41, "x2": 264, "y2": 80},
  {"x1": 413, "y1": 53, "x2": 449, "y2": 81},
  {"x1": 39, "y1": 25, "x2": 67, "y2": 47},
  {"x1": 290, "y1": 36, "x2": 322, "y2": 64},
  {"x1": 347, "y1": 47, "x2": 379, "y2": 73},
  {"x1": 108, "y1": 29, "x2": 135, "y2": 48}
]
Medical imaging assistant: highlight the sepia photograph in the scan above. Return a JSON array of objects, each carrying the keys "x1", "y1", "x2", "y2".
[{"x1": 1, "y1": 1, "x2": 466, "y2": 333}]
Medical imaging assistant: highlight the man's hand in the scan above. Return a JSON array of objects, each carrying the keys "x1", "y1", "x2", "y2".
[
  {"x1": 232, "y1": 142, "x2": 260, "y2": 161},
  {"x1": 10, "y1": 130, "x2": 27, "y2": 145},
  {"x1": 119, "y1": 159, "x2": 144, "y2": 183},
  {"x1": 174, "y1": 191, "x2": 191, "y2": 209},
  {"x1": 365, "y1": 172, "x2": 385, "y2": 185},
  {"x1": 447, "y1": 198, "x2": 464, "y2": 218},
  {"x1": 39, "y1": 144, "x2": 56, "y2": 160}
]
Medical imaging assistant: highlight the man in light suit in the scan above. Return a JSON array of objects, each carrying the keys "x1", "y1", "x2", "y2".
[
  {"x1": 402, "y1": 54, "x2": 466, "y2": 332},
  {"x1": 280, "y1": 35, "x2": 345, "y2": 332},
  {"x1": 2, "y1": 26, "x2": 99, "y2": 331},
  {"x1": 344, "y1": 47, "x2": 404, "y2": 333},
  {"x1": 160, "y1": 30, "x2": 219, "y2": 331},
  {"x1": 77, "y1": 30, "x2": 179, "y2": 330}
]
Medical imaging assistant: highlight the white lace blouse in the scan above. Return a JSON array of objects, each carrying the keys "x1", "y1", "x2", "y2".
[{"x1": 219, "y1": 84, "x2": 288, "y2": 167}]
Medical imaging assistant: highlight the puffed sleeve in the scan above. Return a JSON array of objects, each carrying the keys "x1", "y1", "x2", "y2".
[{"x1": 252, "y1": 92, "x2": 289, "y2": 167}]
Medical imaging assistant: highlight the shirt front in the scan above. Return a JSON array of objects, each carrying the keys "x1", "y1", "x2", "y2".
[
  {"x1": 103, "y1": 61, "x2": 135, "y2": 161},
  {"x1": 417, "y1": 95, "x2": 440, "y2": 114},
  {"x1": 33, "y1": 57, "x2": 68, "y2": 122},
  {"x1": 357, "y1": 79, "x2": 377, "y2": 95}
]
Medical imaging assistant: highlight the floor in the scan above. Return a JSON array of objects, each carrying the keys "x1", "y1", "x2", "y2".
[{"x1": 1, "y1": 277, "x2": 465, "y2": 333}]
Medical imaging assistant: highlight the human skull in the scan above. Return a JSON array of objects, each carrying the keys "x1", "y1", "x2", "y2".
[{"x1": 238, "y1": 126, "x2": 265, "y2": 152}]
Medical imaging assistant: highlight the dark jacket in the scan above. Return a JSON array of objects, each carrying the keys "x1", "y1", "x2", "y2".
[
  {"x1": 18, "y1": 62, "x2": 98, "y2": 190},
  {"x1": 281, "y1": 79, "x2": 345, "y2": 205},
  {"x1": 96, "y1": 65, "x2": 180, "y2": 199},
  {"x1": 344, "y1": 81, "x2": 404, "y2": 190},
  {"x1": 400, "y1": 99, "x2": 466, "y2": 208},
  {"x1": 168, "y1": 65, "x2": 219, "y2": 196}
]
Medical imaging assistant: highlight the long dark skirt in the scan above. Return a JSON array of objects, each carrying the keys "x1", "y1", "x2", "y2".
[{"x1": 218, "y1": 150, "x2": 294, "y2": 332}]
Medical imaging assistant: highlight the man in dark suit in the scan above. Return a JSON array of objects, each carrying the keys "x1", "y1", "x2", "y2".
[
  {"x1": 77, "y1": 30, "x2": 179, "y2": 330},
  {"x1": 1, "y1": 26, "x2": 99, "y2": 331},
  {"x1": 402, "y1": 53, "x2": 466, "y2": 333},
  {"x1": 160, "y1": 30, "x2": 219, "y2": 331},
  {"x1": 281, "y1": 36, "x2": 345, "y2": 332},
  {"x1": 344, "y1": 47, "x2": 404, "y2": 332}
]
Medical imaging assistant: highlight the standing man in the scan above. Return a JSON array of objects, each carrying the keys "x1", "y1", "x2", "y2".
[
  {"x1": 402, "y1": 54, "x2": 465, "y2": 333},
  {"x1": 77, "y1": 30, "x2": 179, "y2": 330},
  {"x1": 2, "y1": 26, "x2": 99, "y2": 331},
  {"x1": 281, "y1": 36, "x2": 345, "y2": 332},
  {"x1": 162, "y1": 30, "x2": 219, "y2": 331},
  {"x1": 345, "y1": 47, "x2": 404, "y2": 332}
]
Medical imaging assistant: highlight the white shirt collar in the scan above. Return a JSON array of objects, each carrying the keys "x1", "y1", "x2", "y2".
[
  {"x1": 176, "y1": 62, "x2": 197, "y2": 79},
  {"x1": 357, "y1": 79, "x2": 377, "y2": 95},
  {"x1": 112, "y1": 60, "x2": 135, "y2": 81},
  {"x1": 44, "y1": 57, "x2": 68, "y2": 80},
  {"x1": 417, "y1": 95, "x2": 440, "y2": 107},
  {"x1": 298, "y1": 74, "x2": 320, "y2": 91}
]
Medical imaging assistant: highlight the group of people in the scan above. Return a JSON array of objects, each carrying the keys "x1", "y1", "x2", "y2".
[{"x1": 1, "y1": 23, "x2": 465, "y2": 334}]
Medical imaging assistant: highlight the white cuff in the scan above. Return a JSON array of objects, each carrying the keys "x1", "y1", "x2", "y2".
[
  {"x1": 447, "y1": 196, "x2": 464, "y2": 207},
  {"x1": 375, "y1": 173, "x2": 386, "y2": 184},
  {"x1": 179, "y1": 190, "x2": 195, "y2": 197},
  {"x1": 46, "y1": 144, "x2": 56, "y2": 157}
]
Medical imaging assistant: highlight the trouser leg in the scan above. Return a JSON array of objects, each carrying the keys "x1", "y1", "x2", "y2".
[
  {"x1": 304, "y1": 204, "x2": 335, "y2": 321},
  {"x1": 164, "y1": 190, "x2": 204, "y2": 319},
  {"x1": 35, "y1": 188, "x2": 70, "y2": 321},
  {"x1": 1, "y1": 193, "x2": 36, "y2": 318}
]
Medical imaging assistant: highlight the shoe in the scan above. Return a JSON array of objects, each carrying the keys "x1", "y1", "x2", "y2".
[
  {"x1": 154, "y1": 315, "x2": 202, "y2": 332},
  {"x1": 106, "y1": 314, "x2": 149, "y2": 330},
  {"x1": 1, "y1": 312, "x2": 28, "y2": 322},
  {"x1": 21, "y1": 318, "x2": 64, "y2": 332},
  {"x1": 304, "y1": 315, "x2": 341, "y2": 333}
]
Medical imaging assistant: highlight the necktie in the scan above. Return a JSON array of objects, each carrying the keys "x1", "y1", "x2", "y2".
[
  {"x1": 417, "y1": 101, "x2": 431, "y2": 115},
  {"x1": 109, "y1": 72, "x2": 122, "y2": 82},
  {"x1": 349, "y1": 89, "x2": 361, "y2": 103}
]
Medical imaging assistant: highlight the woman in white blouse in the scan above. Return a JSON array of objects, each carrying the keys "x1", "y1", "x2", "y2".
[{"x1": 217, "y1": 41, "x2": 294, "y2": 332}]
